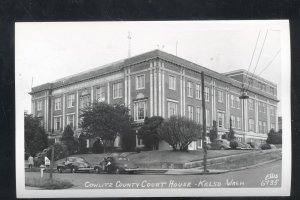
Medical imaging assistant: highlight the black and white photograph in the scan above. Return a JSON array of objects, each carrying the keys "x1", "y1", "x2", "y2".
[{"x1": 15, "y1": 20, "x2": 291, "y2": 198}]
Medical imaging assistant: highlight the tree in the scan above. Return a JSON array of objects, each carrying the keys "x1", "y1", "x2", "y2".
[
  {"x1": 158, "y1": 116, "x2": 202, "y2": 151},
  {"x1": 208, "y1": 120, "x2": 218, "y2": 143},
  {"x1": 80, "y1": 102, "x2": 133, "y2": 152},
  {"x1": 121, "y1": 131, "x2": 136, "y2": 152},
  {"x1": 61, "y1": 125, "x2": 79, "y2": 155},
  {"x1": 266, "y1": 129, "x2": 282, "y2": 144},
  {"x1": 92, "y1": 138, "x2": 104, "y2": 153},
  {"x1": 78, "y1": 133, "x2": 88, "y2": 154},
  {"x1": 138, "y1": 116, "x2": 164, "y2": 150},
  {"x1": 25, "y1": 113, "x2": 48, "y2": 156}
]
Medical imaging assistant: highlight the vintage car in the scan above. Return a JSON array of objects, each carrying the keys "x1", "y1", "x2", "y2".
[
  {"x1": 94, "y1": 156, "x2": 138, "y2": 174},
  {"x1": 56, "y1": 157, "x2": 93, "y2": 173},
  {"x1": 208, "y1": 139, "x2": 231, "y2": 150}
]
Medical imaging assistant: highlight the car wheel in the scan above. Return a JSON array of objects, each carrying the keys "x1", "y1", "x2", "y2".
[
  {"x1": 57, "y1": 167, "x2": 63, "y2": 173},
  {"x1": 114, "y1": 168, "x2": 121, "y2": 174},
  {"x1": 71, "y1": 167, "x2": 76, "y2": 173}
]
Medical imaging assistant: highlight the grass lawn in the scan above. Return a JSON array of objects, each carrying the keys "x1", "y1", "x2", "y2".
[
  {"x1": 25, "y1": 176, "x2": 73, "y2": 189},
  {"x1": 53, "y1": 150, "x2": 252, "y2": 166}
]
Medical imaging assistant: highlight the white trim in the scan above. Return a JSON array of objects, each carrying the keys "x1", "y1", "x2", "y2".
[
  {"x1": 135, "y1": 74, "x2": 145, "y2": 90},
  {"x1": 154, "y1": 67, "x2": 157, "y2": 116},
  {"x1": 158, "y1": 67, "x2": 162, "y2": 116},
  {"x1": 168, "y1": 74, "x2": 176, "y2": 90},
  {"x1": 162, "y1": 65, "x2": 165, "y2": 118},
  {"x1": 66, "y1": 112, "x2": 76, "y2": 115},
  {"x1": 150, "y1": 66, "x2": 153, "y2": 116},
  {"x1": 166, "y1": 98, "x2": 179, "y2": 103}
]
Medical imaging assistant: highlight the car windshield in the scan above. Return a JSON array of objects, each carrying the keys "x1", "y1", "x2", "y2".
[
  {"x1": 117, "y1": 157, "x2": 128, "y2": 161},
  {"x1": 68, "y1": 157, "x2": 85, "y2": 162}
]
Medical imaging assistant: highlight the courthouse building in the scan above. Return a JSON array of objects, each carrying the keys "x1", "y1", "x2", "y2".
[{"x1": 29, "y1": 49, "x2": 279, "y2": 150}]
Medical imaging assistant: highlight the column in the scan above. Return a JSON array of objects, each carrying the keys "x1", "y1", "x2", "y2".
[
  {"x1": 125, "y1": 68, "x2": 128, "y2": 106},
  {"x1": 158, "y1": 62, "x2": 162, "y2": 116},
  {"x1": 180, "y1": 72, "x2": 183, "y2": 116},
  {"x1": 245, "y1": 98, "x2": 248, "y2": 132},
  {"x1": 150, "y1": 63, "x2": 153, "y2": 116},
  {"x1": 62, "y1": 94, "x2": 65, "y2": 129},
  {"x1": 32, "y1": 100, "x2": 35, "y2": 117},
  {"x1": 255, "y1": 96, "x2": 259, "y2": 133},
  {"x1": 225, "y1": 87, "x2": 230, "y2": 129},
  {"x1": 128, "y1": 68, "x2": 131, "y2": 113},
  {"x1": 275, "y1": 106, "x2": 278, "y2": 131},
  {"x1": 162, "y1": 63, "x2": 165, "y2": 118},
  {"x1": 267, "y1": 102, "x2": 270, "y2": 131},
  {"x1": 212, "y1": 81, "x2": 216, "y2": 121},
  {"x1": 45, "y1": 96, "x2": 48, "y2": 131},
  {"x1": 107, "y1": 82, "x2": 110, "y2": 104},
  {"x1": 182, "y1": 69, "x2": 186, "y2": 116},
  {"x1": 91, "y1": 86, "x2": 94, "y2": 104},
  {"x1": 50, "y1": 98, "x2": 53, "y2": 132}
]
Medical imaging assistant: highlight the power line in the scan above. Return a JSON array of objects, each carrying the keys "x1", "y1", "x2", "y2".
[
  {"x1": 257, "y1": 49, "x2": 281, "y2": 76},
  {"x1": 244, "y1": 30, "x2": 261, "y2": 87}
]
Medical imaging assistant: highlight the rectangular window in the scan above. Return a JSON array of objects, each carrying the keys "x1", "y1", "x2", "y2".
[
  {"x1": 54, "y1": 98, "x2": 61, "y2": 111},
  {"x1": 217, "y1": 112, "x2": 225, "y2": 128},
  {"x1": 66, "y1": 115, "x2": 74, "y2": 128},
  {"x1": 196, "y1": 107, "x2": 202, "y2": 124},
  {"x1": 113, "y1": 82, "x2": 123, "y2": 99},
  {"x1": 168, "y1": 102, "x2": 178, "y2": 118},
  {"x1": 236, "y1": 117, "x2": 241, "y2": 129},
  {"x1": 270, "y1": 106, "x2": 275, "y2": 116},
  {"x1": 195, "y1": 84, "x2": 201, "y2": 100},
  {"x1": 136, "y1": 74, "x2": 145, "y2": 90},
  {"x1": 248, "y1": 99, "x2": 254, "y2": 110},
  {"x1": 37, "y1": 101, "x2": 42, "y2": 111},
  {"x1": 54, "y1": 117, "x2": 61, "y2": 131},
  {"x1": 262, "y1": 84, "x2": 266, "y2": 92},
  {"x1": 258, "y1": 121, "x2": 263, "y2": 133},
  {"x1": 262, "y1": 103, "x2": 267, "y2": 113},
  {"x1": 134, "y1": 101, "x2": 146, "y2": 121},
  {"x1": 205, "y1": 87, "x2": 209, "y2": 102},
  {"x1": 270, "y1": 87, "x2": 274, "y2": 95},
  {"x1": 218, "y1": 90, "x2": 223, "y2": 103},
  {"x1": 249, "y1": 119, "x2": 254, "y2": 131},
  {"x1": 271, "y1": 123, "x2": 275, "y2": 129},
  {"x1": 80, "y1": 95, "x2": 90, "y2": 109},
  {"x1": 169, "y1": 75, "x2": 176, "y2": 90},
  {"x1": 231, "y1": 115, "x2": 236, "y2": 128},
  {"x1": 187, "y1": 106, "x2": 193, "y2": 120},
  {"x1": 67, "y1": 94, "x2": 75, "y2": 108},
  {"x1": 206, "y1": 109, "x2": 210, "y2": 127},
  {"x1": 187, "y1": 81, "x2": 193, "y2": 97},
  {"x1": 235, "y1": 97, "x2": 240, "y2": 109},
  {"x1": 96, "y1": 86, "x2": 106, "y2": 102},
  {"x1": 231, "y1": 95, "x2": 235, "y2": 108},
  {"x1": 248, "y1": 78, "x2": 253, "y2": 86},
  {"x1": 263, "y1": 122, "x2": 267, "y2": 133}
]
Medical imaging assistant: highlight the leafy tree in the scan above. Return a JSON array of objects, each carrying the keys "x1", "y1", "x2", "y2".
[
  {"x1": 158, "y1": 116, "x2": 202, "y2": 151},
  {"x1": 138, "y1": 116, "x2": 164, "y2": 150},
  {"x1": 78, "y1": 133, "x2": 88, "y2": 154},
  {"x1": 92, "y1": 138, "x2": 103, "y2": 153},
  {"x1": 61, "y1": 125, "x2": 79, "y2": 155},
  {"x1": 230, "y1": 140, "x2": 238, "y2": 149},
  {"x1": 227, "y1": 128, "x2": 236, "y2": 141},
  {"x1": 208, "y1": 120, "x2": 218, "y2": 142},
  {"x1": 266, "y1": 129, "x2": 282, "y2": 144},
  {"x1": 25, "y1": 113, "x2": 48, "y2": 156},
  {"x1": 121, "y1": 131, "x2": 136, "y2": 152},
  {"x1": 80, "y1": 102, "x2": 133, "y2": 152}
]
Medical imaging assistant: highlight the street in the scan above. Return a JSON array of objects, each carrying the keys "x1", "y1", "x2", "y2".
[{"x1": 25, "y1": 160, "x2": 281, "y2": 189}]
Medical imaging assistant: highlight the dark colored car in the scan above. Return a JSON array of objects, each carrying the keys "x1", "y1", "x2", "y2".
[
  {"x1": 235, "y1": 141, "x2": 253, "y2": 150},
  {"x1": 57, "y1": 157, "x2": 93, "y2": 173},
  {"x1": 94, "y1": 156, "x2": 137, "y2": 174},
  {"x1": 208, "y1": 139, "x2": 231, "y2": 150}
]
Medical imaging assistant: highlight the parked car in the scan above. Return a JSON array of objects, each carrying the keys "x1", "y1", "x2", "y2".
[
  {"x1": 208, "y1": 139, "x2": 231, "y2": 150},
  {"x1": 94, "y1": 156, "x2": 137, "y2": 174},
  {"x1": 56, "y1": 157, "x2": 93, "y2": 173},
  {"x1": 235, "y1": 141, "x2": 253, "y2": 150},
  {"x1": 247, "y1": 142, "x2": 261, "y2": 149},
  {"x1": 260, "y1": 143, "x2": 277, "y2": 150}
]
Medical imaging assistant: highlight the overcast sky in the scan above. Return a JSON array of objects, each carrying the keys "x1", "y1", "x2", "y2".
[{"x1": 15, "y1": 21, "x2": 287, "y2": 115}]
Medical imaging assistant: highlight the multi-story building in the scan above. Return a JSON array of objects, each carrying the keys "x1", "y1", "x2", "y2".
[{"x1": 29, "y1": 49, "x2": 279, "y2": 150}]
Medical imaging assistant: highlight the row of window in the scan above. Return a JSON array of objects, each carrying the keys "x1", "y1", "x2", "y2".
[
  {"x1": 186, "y1": 81, "x2": 210, "y2": 101},
  {"x1": 230, "y1": 115, "x2": 241, "y2": 129},
  {"x1": 53, "y1": 115, "x2": 74, "y2": 131}
]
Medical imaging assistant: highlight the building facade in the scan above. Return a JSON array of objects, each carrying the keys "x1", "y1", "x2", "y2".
[{"x1": 30, "y1": 50, "x2": 279, "y2": 149}]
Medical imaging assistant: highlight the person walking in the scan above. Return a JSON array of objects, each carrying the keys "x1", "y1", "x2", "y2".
[{"x1": 28, "y1": 155, "x2": 34, "y2": 168}]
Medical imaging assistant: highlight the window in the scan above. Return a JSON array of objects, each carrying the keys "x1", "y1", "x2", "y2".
[
  {"x1": 235, "y1": 97, "x2": 240, "y2": 109},
  {"x1": 113, "y1": 82, "x2": 123, "y2": 99},
  {"x1": 96, "y1": 86, "x2": 105, "y2": 102},
  {"x1": 169, "y1": 75, "x2": 176, "y2": 90},
  {"x1": 80, "y1": 95, "x2": 90, "y2": 109},
  {"x1": 262, "y1": 103, "x2": 266, "y2": 113},
  {"x1": 54, "y1": 117, "x2": 61, "y2": 131},
  {"x1": 231, "y1": 95, "x2": 235, "y2": 108},
  {"x1": 218, "y1": 90, "x2": 223, "y2": 103},
  {"x1": 270, "y1": 87, "x2": 275, "y2": 95},
  {"x1": 134, "y1": 101, "x2": 146, "y2": 121},
  {"x1": 67, "y1": 94, "x2": 75, "y2": 108},
  {"x1": 136, "y1": 74, "x2": 145, "y2": 90},
  {"x1": 187, "y1": 81, "x2": 193, "y2": 97},
  {"x1": 205, "y1": 87, "x2": 209, "y2": 102},
  {"x1": 248, "y1": 78, "x2": 253, "y2": 86},
  {"x1": 262, "y1": 84, "x2": 266, "y2": 92},
  {"x1": 249, "y1": 119, "x2": 254, "y2": 131},
  {"x1": 168, "y1": 102, "x2": 178, "y2": 118},
  {"x1": 231, "y1": 115, "x2": 236, "y2": 128},
  {"x1": 271, "y1": 123, "x2": 275, "y2": 130},
  {"x1": 37, "y1": 101, "x2": 42, "y2": 111},
  {"x1": 217, "y1": 112, "x2": 225, "y2": 128},
  {"x1": 187, "y1": 106, "x2": 193, "y2": 120},
  {"x1": 196, "y1": 84, "x2": 201, "y2": 100},
  {"x1": 196, "y1": 107, "x2": 202, "y2": 124},
  {"x1": 67, "y1": 115, "x2": 74, "y2": 128},
  {"x1": 263, "y1": 122, "x2": 267, "y2": 133},
  {"x1": 206, "y1": 109, "x2": 210, "y2": 127},
  {"x1": 270, "y1": 106, "x2": 274, "y2": 115},
  {"x1": 258, "y1": 121, "x2": 263, "y2": 133},
  {"x1": 248, "y1": 99, "x2": 254, "y2": 110},
  {"x1": 54, "y1": 98, "x2": 61, "y2": 110},
  {"x1": 236, "y1": 117, "x2": 241, "y2": 129}
]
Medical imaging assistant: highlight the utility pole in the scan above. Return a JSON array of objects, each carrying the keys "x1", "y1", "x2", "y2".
[{"x1": 201, "y1": 72, "x2": 208, "y2": 172}]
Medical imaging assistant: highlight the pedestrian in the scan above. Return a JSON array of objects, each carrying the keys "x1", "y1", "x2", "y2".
[
  {"x1": 28, "y1": 155, "x2": 34, "y2": 168},
  {"x1": 45, "y1": 156, "x2": 50, "y2": 168}
]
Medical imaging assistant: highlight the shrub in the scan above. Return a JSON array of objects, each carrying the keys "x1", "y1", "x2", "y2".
[
  {"x1": 266, "y1": 129, "x2": 282, "y2": 144},
  {"x1": 230, "y1": 140, "x2": 238, "y2": 149},
  {"x1": 260, "y1": 143, "x2": 271, "y2": 150},
  {"x1": 61, "y1": 125, "x2": 79, "y2": 155},
  {"x1": 208, "y1": 120, "x2": 218, "y2": 143},
  {"x1": 46, "y1": 143, "x2": 69, "y2": 161},
  {"x1": 78, "y1": 133, "x2": 88, "y2": 154},
  {"x1": 92, "y1": 138, "x2": 104, "y2": 153},
  {"x1": 121, "y1": 132, "x2": 136, "y2": 152}
]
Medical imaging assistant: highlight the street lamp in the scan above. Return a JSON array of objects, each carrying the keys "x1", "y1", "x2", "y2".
[{"x1": 239, "y1": 88, "x2": 249, "y2": 143}]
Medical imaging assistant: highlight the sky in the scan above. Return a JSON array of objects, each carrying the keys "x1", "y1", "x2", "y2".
[{"x1": 15, "y1": 21, "x2": 287, "y2": 115}]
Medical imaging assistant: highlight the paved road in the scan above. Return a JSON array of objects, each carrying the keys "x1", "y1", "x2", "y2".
[{"x1": 25, "y1": 160, "x2": 281, "y2": 189}]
